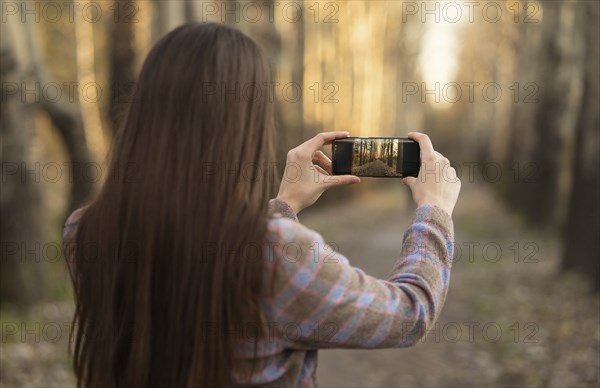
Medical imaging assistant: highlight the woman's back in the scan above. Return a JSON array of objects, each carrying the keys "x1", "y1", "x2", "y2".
[{"x1": 64, "y1": 197, "x2": 454, "y2": 387}]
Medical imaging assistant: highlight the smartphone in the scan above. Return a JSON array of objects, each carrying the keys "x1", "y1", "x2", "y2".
[{"x1": 331, "y1": 137, "x2": 420, "y2": 178}]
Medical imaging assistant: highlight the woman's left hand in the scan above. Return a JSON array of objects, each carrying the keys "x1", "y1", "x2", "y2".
[{"x1": 276, "y1": 132, "x2": 361, "y2": 214}]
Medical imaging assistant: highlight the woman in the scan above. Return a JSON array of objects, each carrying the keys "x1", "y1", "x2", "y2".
[{"x1": 63, "y1": 22, "x2": 460, "y2": 387}]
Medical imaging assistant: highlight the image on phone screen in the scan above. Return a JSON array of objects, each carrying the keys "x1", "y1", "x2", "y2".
[{"x1": 332, "y1": 137, "x2": 420, "y2": 178}]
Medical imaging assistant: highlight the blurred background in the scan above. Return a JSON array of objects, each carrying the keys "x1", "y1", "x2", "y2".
[{"x1": 1, "y1": 0, "x2": 598, "y2": 386}]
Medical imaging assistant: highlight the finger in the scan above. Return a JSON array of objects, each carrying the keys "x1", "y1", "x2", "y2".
[
  {"x1": 314, "y1": 165, "x2": 329, "y2": 176},
  {"x1": 313, "y1": 151, "x2": 332, "y2": 173},
  {"x1": 446, "y1": 167, "x2": 459, "y2": 182},
  {"x1": 402, "y1": 176, "x2": 416, "y2": 187},
  {"x1": 313, "y1": 150, "x2": 332, "y2": 164},
  {"x1": 434, "y1": 151, "x2": 450, "y2": 163},
  {"x1": 407, "y1": 132, "x2": 435, "y2": 160},
  {"x1": 302, "y1": 131, "x2": 350, "y2": 153},
  {"x1": 323, "y1": 174, "x2": 360, "y2": 188},
  {"x1": 435, "y1": 153, "x2": 450, "y2": 166}
]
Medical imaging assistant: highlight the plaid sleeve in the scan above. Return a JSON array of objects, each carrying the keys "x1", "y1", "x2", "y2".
[{"x1": 264, "y1": 204, "x2": 454, "y2": 349}]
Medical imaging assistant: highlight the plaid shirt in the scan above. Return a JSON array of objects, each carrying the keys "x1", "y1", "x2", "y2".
[{"x1": 63, "y1": 199, "x2": 454, "y2": 387}]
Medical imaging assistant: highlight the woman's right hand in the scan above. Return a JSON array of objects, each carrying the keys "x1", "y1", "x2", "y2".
[
  {"x1": 276, "y1": 132, "x2": 361, "y2": 214},
  {"x1": 402, "y1": 132, "x2": 461, "y2": 217}
]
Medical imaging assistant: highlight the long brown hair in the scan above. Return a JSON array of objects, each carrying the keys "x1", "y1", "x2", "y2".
[{"x1": 68, "y1": 22, "x2": 277, "y2": 387}]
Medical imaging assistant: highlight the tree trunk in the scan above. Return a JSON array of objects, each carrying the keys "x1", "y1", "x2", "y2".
[
  {"x1": 525, "y1": 0, "x2": 569, "y2": 227},
  {"x1": 562, "y1": 1, "x2": 600, "y2": 288},
  {"x1": 152, "y1": 0, "x2": 185, "y2": 43},
  {"x1": 0, "y1": 19, "x2": 45, "y2": 308},
  {"x1": 0, "y1": 9, "x2": 93, "y2": 308},
  {"x1": 109, "y1": 0, "x2": 138, "y2": 134},
  {"x1": 281, "y1": 0, "x2": 305, "y2": 163},
  {"x1": 505, "y1": 0, "x2": 582, "y2": 229}
]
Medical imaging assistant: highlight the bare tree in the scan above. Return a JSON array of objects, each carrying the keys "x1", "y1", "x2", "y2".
[
  {"x1": 0, "y1": 12, "x2": 93, "y2": 307},
  {"x1": 562, "y1": 0, "x2": 600, "y2": 288},
  {"x1": 524, "y1": 0, "x2": 581, "y2": 227},
  {"x1": 152, "y1": 0, "x2": 185, "y2": 42},
  {"x1": 109, "y1": 0, "x2": 139, "y2": 134},
  {"x1": 503, "y1": 0, "x2": 586, "y2": 228}
]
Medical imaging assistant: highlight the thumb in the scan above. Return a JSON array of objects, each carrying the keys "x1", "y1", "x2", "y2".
[
  {"x1": 402, "y1": 176, "x2": 416, "y2": 187},
  {"x1": 324, "y1": 174, "x2": 361, "y2": 188}
]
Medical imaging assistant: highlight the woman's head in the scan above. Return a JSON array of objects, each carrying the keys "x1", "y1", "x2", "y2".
[{"x1": 70, "y1": 23, "x2": 276, "y2": 387}]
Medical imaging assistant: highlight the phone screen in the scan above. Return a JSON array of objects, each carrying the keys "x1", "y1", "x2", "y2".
[{"x1": 331, "y1": 137, "x2": 420, "y2": 178}]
